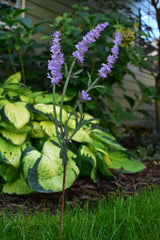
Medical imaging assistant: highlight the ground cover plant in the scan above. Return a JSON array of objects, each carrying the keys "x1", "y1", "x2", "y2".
[
  {"x1": 0, "y1": 186, "x2": 160, "y2": 240},
  {"x1": 0, "y1": 5, "x2": 159, "y2": 240},
  {"x1": 50, "y1": 4, "x2": 156, "y2": 136},
  {"x1": 0, "y1": 72, "x2": 145, "y2": 195}
]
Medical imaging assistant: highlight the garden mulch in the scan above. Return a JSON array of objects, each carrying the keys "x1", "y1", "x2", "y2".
[{"x1": 0, "y1": 157, "x2": 160, "y2": 215}]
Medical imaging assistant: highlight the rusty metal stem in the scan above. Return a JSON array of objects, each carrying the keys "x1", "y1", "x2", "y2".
[{"x1": 59, "y1": 163, "x2": 67, "y2": 240}]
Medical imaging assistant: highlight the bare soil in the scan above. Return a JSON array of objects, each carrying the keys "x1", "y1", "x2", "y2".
[{"x1": 0, "y1": 158, "x2": 160, "y2": 215}]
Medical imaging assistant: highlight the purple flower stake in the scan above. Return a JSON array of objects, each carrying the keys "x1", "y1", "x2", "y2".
[
  {"x1": 47, "y1": 25, "x2": 122, "y2": 240},
  {"x1": 98, "y1": 32, "x2": 122, "y2": 79},
  {"x1": 47, "y1": 31, "x2": 65, "y2": 86},
  {"x1": 72, "y1": 22, "x2": 109, "y2": 63},
  {"x1": 79, "y1": 90, "x2": 91, "y2": 102}
]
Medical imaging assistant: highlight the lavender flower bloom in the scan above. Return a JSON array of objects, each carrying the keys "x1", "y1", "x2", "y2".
[
  {"x1": 79, "y1": 90, "x2": 91, "y2": 102},
  {"x1": 47, "y1": 31, "x2": 65, "y2": 86},
  {"x1": 72, "y1": 22, "x2": 109, "y2": 63},
  {"x1": 98, "y1": 32, "x2": 122, "y2": 78}
]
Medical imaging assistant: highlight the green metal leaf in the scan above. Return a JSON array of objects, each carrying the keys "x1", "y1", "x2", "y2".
[
  {"x1": 109, "y1": 151, "x2": 145, "y2": 173},
  {"x1": 1, "y1": 100, "x2": 30, "y2": 129}
]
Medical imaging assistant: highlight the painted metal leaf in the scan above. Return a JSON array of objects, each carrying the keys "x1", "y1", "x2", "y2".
[{"x1": 1, "y1": 100, "x2": 30, "y2": 129}]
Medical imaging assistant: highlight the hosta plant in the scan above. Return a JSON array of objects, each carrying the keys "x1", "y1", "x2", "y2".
[{"x1": 0, "y1": 75, "x2": 145, "y2": 195}]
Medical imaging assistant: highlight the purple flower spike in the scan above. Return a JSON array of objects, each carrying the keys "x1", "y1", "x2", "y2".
[
  {"x1": 114, "y1": 32, "x2": 122, "y2": 45},
  {"x1": 47, "y1": 31, "x2": 65, "y2": 86},
  {"x1": 72, "y1": 22, "x2": 109, "y2": 63},
  {"x1": 98, "y1": 32, "x2": 122, "y2": 78},
  {"x1": 79, "y1": 90, "x2": 91, "y2": 102}
]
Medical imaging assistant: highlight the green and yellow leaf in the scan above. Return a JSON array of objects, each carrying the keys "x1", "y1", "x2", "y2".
[
  {"x1": 2, "y1": 174, "x2": 32, "y2": 195},
  {"x1": 1, "y1": 129, "x2": 27, "y2": 145},
  {"x1": 21, "y1": 138, "x2": 80, "y2": 192},
  {"x1": 0, "y1": 136, "x2": 23, "y2": 167},
  {"x1": 1, "y1": 100, "x2": 30, "y2": 129},
  {"x1": 109, "y1": 151, "x2": 145, "y2": 173}
]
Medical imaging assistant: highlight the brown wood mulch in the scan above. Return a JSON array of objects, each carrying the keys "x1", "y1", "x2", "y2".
[{"x1": 0, "y1": 159, "x2": 160, "y2": 215}]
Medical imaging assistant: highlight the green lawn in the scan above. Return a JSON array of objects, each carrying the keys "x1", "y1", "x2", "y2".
[{"x1": 1, "y1": 187, "x2": 160, "y2": 240}]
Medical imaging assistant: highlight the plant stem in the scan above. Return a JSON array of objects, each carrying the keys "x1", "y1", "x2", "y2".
[
  {"x1": 53, "y1": 86, "x2": 62, "y2": 144},
  {"x1": 59, "y1": 59, "x2": 76, "y2": 134},
  {"x1": 8, "y1": 49, "x2": 16, "y2": 73},
  {"x1": 18, "y1": 51, "x2": 26, "y2": 85},
  {"x1": 59, "y1": 163, "x2": 67, "y2": 240}
]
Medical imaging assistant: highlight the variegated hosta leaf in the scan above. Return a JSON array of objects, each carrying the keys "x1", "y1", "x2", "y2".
[
  {"x1": 0, "y1": 121, "x2": 32, "y2": 133},
  {"x1": 83, "y1": 113, "x2": 99, "y2": 124},
  {"x1": 0, "y1": 162, "x2": 19, "y2": 181},
  {"x1": 0, "y1": 136, "x2": 24, "y2": 167},
  {"x1": 40, "y1": 121, "x2": 56, "y2": 137},
  {"x1": 21, "y1": 138, "x2": 80, "y2": 192},
  {"x1": 70, "y1": 128, "x2": 93, "y2": 144},
  {"x1": 96, "y1": 148, "x2": 114, "y2": 167},
  {"x1": 31, "y1": 104, "x2": 68, "y2": 124},
  {"x1": 35, "y1": 93, "x2": 53, "y2": 104},
  {"x1": 34, "y1": 93, "x2": 73, "y2": 104},
  {"x1": 3, "y1": 84, "x2": 31, "y2": 94},
  {"x1": 29, "y1": 121, "x2": 46, "y2": 138},
  {"x1": 109, "y1": 151, "x2": 145, "y2": 173},
  {"x1": 0, "y1": 99, "x2": 8, "y2": 109},
  {"x1": 1, "y1": 100, "x2": 30, "y2": 129},
  {"x1": 19, "y1": 95, "x2": 34, "y2": 104},
  {"x1": 89, "y1": 128, "x2": 126, "y2": 150},
  {"x1": 2, "y1": 174, "x2": 33, "y2": 195},
  {"x1": 96, "y1": 151, "x2": 114, "y2": 179},
  {"x1": 1, "y1": 129, "x2": 27, "y2": 145},
  {"x1": 3, "y1": 72, "x2": 21, "y2": 85},
  {"x1": 0, "y1": 87, "x2": 4, "y2": 95},
  {"x1": 80, "y1": 145, "x2": 98, "y2": 182}
]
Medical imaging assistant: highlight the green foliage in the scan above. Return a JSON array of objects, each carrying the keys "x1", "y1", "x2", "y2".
[
  {"x1": 0, "y1": 73, "x2": 145, "y2": 194},
  {"x1": 49, "y1": 4, "x2": 155, "y2": 135},
  {"x1": 133, "y1": 134, "x2": 160, "y2": 161},
  {"x1": 0, "y1": 7, "x2": 50, "y2": 88}
]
